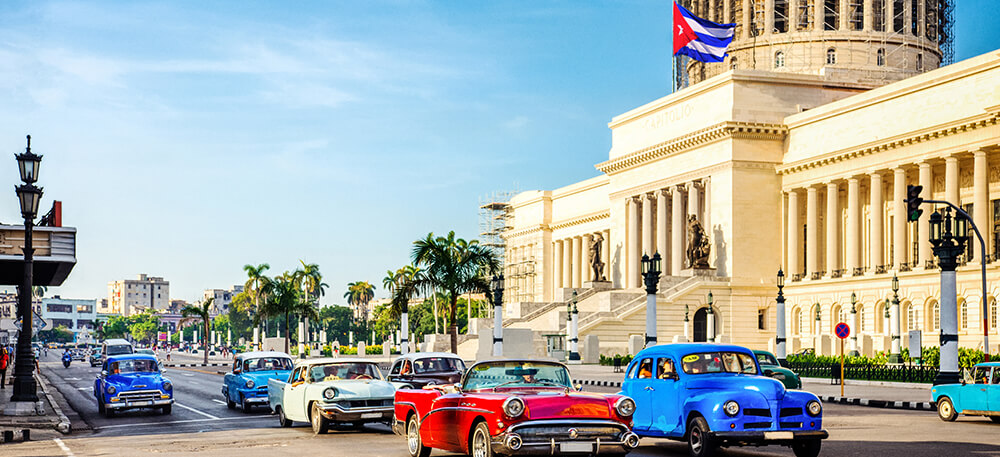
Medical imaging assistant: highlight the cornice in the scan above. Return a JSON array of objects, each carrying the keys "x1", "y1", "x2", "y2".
[
  {"x1": 608, "y1": 160, "x2": 776, "y2": 200},
  {"x1": 502, "y1": 224, "x2": 549, "y2": 240},
  {"x1": 549, "y1": 211, "x2": 611, "y2": 232},
  {"x1": 596, "y1": 121, "x2": 788, "y2": 176},
  {"x1": 778, "y1": 111, "x2": 1000, "y2": 176}
]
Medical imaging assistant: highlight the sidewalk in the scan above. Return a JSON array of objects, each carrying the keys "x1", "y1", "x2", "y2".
[{"x1": 0, "y1": 364, "x2": 72, "y2": 444}]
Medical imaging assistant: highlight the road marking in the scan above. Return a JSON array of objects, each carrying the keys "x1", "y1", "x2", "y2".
[
  {"x1": 95, "y1": 415, "x2": 269, "y2": 430},
  {"x1": 182, "y1": 373, "x2": 195, "y2": 377},
  {"x1": 175, "y1": 403, "x2": 221, "y2": 419},
  {"x1": 66, "y1": 377, "x2": 81, "y2": 381},
  {"x1": 53, "y1": 438, "x2": 75, "y2": 457},
  {"x1": 77, "y1": 387, "x2": 89, "y2": 390},
  {"x1": 212, "y1": 399, "x2": 226, "y2": 405}
]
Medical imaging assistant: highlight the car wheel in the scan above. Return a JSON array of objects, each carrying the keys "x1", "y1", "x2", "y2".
[
  {"x1": 241, "y1": 396, "x2": 253, "y2": 414},
  {"x1": 937, "y1": 397, "x2": 958, "y2": 422},
  {"x1": 470, "y1": 421, "x2": 492, "y2": 457},
  {"x1": 162, "y1": 405, "x2": 172, "y2": 415},
  {"x1": 277, "y1": 406, "x2": 292, "y2": 428},
  {"x1": 311, "y1": 403, "x2": 329, "y2": 435},
  {"x1": 104, "y1": 406, "x2": 114, "y2": 418},
  {"x1": 791, "y1": 439, "x2": 822, "y2": 457},
  {"x1": 226, "y1": 394, "x2": 235, "y2": 409},
  {"x1": 989, "y1": 416, "x2": 1000, "y2": 423},
  {"x1": 406, "y1": 414, "x2": 431, "y2": 457},
  {"x1": 686, "y1": 416, "x2": 716, "y2": 457},
  {"x1": 97, "y1": 401, "x2": 105, "y2": 415}
]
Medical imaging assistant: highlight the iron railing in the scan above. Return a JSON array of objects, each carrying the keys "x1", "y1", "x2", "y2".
[{"x1": 787, "y1": 362, "x2": 940, "y2": 384}]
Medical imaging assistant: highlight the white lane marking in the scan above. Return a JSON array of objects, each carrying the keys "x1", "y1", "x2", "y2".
[
  {"x1": 77, "y1": 387, "x2": 90, "y2": 390},
  {"x1": 95, "y1": 415, "x2": 270, "y2": 430},
  {"x1": 54, "y1": 438, "x2": 75, "y2": 457},
  {"x1": 182, "y1": 373, "x2": 195, "y2": 377},
  {"x1": 212, "y1": 399, "x2": 226, "y2": 405},
  {"x1": 66, "y1": 377, "x2": 81, "y2": 381},
  {"x1": 174, "y1": 403, "x2": 221, "y2": 419}
]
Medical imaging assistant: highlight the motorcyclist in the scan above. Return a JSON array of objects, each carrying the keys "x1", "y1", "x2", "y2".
[{"x1": 62, "y1": 349, "x2": 72, "y2": 368}]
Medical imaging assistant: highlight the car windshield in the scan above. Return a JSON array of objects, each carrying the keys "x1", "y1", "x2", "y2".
[
  {"x1": 681, "y1": 352, "x2": 758, "y2": 375},
  {"x1": 755, "y1": 353, "x2": 779, "y2": 366},
  {"x1": 244, "y1": 357, "x2": 293, "y2": 372},
  {"x1": 307, "y1": 362, "x2": 382, "y2": 382},
  {"x1": 414, "y1": 357, "x2": 465, "y2": 374},
  {"x1": 110, "y1": 359, "x2": 158, "y2": 374},
  {"x1": 106, "y1": 345, "x2": 132, "y2": 356},
  {"x1": 463, "y1": 361, "x2": 572, "y2": 390}
]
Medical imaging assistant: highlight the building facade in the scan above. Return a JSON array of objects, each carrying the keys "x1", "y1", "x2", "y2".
[
  {"x1": 41, "y1": 297, "x2": 97, "y2": 340},
  {"x1": 105, "y1": 274, "x2": 170, "y2": 316},
  {"x1": 203, "y1": 285, "x2": 244, "y2": 314}
]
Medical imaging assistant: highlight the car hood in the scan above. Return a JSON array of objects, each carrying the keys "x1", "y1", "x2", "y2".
[
  {"x1": 107, "y1": 373, "x2": 167, "y2": 390},
  {"x1": 516, "y1": 390, "x2": 615, "y2": 419},
  {"x1": 241, "y1": 370, "x2": 291, "y2": 386},
  {"x1": 685, "y1": 375, "x2": 786, "y2": 400},
  {"x1": 317, "y1": 379, "x2": 396, "y2": 398}
]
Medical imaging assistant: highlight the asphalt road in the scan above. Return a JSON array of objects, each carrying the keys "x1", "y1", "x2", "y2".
[{"x1": 9, "y1": 353, "x2": 1000, "y2": 457}]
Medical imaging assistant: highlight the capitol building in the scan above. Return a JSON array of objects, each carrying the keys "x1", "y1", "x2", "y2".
[{"x1": 497, "y1": 1, "x2": 1000, "y2": 357}]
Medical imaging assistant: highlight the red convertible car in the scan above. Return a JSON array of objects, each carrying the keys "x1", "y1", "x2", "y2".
[{"x1": 393, "y1": 359, "x2": 640, "y2": 457}]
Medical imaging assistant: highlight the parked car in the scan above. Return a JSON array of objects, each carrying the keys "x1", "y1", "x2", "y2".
[
  {"x1": 93, "y1": 354, "x2": 173, "y2": 417},
  {"x1": 621, "y1": 344, "x2": 827, "y2": 457},
  {"x1": 386, "y1": 352, "x2": 466, "y2": 389},
  {"x1": 90, "y1": 349, "x2": 103, "y2": 367},
  {"x1": 394, "y1": 359, "x2": 640, "y2": 457},
  {"x1": 268, "y1": 358, "x2": 397, "y2": 434},
  {"x1": 752, "y1": 350, "x2": 802, "y2": 389},
  {"x1": 223, "y1": 351, "x2": 293, "y2": 413},
  {"x1": 932, "y1": 362, "x2": 1000, "y2": 422}
]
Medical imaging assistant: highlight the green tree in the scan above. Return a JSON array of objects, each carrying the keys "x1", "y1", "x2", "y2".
[
  {"x1": 395, "y1": 231, "x2": 499, "y2": 353},
  {"x1": 318, "y1": 305, "x2": 354, "y2": 343},
  {"x1": 227, "y1": 291, "x2": 255, "y2": 343},
  {"x1": 128, "y1": 313, "x2": 162, "y2": 345},
  {"x1": 243, "y1": 263, "x2": 271, "y2": 343},
  {"x1": 259, "y1": 273, "x2": 318, "y2": 353},
  {"x1": 344, "y1": 281, "x2": 376, "y2": 323},
  {"x1": 181, "y1": 298, "x2": 214, "y2": 365},
  {"x1": 38, "y1": 325, "x2": 74, "y2": 343},
  {"x1": 98, "y1": 315, "x2": 130, "y2": 340}
]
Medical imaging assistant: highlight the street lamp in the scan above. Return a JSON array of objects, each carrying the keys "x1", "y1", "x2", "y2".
[
  {"x1": 775, "y1": 268, "x2": 787, "y2": 362},
  {"x1": 848, "y1": 292, "x2": 859, "y2": 357},
  {"x1": 707, "y1": 291, "x2": 715, "y2": 343},
  {"x1": 929, "y1": 208, "x2": 967, "y2": 384},
  {"x1": 683, "y1": 304, "x2": 690, "y2": 342},
  {"x1": 11, "y1": 135, "x2": 42, "y2": 402},
  {"x1": 567, "y1": 291, "x2": 580, "y2": 362},
  {"x1": 641, "y1": 253, "x2": 662, "y2": 347},
  {"x1": 491, "y1": 274, "x2": 504, "y2": 357},
  {"x1": 889, "y1": 273, "x2": 903, "y2": 363}
]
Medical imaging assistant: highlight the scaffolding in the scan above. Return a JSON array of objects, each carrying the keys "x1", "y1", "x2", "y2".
[{"x1": 479, "y1": 190, "x2": 515, "y2": 314}]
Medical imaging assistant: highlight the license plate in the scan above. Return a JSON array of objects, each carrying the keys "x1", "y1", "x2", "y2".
[
  {"x1": 764, "y1": 431, "x2": 794, "y2": 440},
  {"x1": 130, "y1": 401, "x2": 152, "y2": 406},
  {"x1": 360, "y1": 412, "x2": 382, "y2": 419},
  {"x1": 560, "y1": 442, "x2": 592, "y2": 453}
]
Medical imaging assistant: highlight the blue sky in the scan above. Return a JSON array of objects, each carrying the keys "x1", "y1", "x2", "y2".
[{"x1": 0, "y1": 1, "x2": 996, "y2": 304}]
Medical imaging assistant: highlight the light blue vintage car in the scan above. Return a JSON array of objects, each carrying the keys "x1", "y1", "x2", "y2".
[
  {"x1": 222, "y1": 351, "x2": 293, "y2": 413},
  {"x1": 94, "y1": 354, "x2": 173, "y2": 417},
  {"x1": 932, "y1": 362, "x2": 1000, "y2": 422},
  {"x1": 621, "y1": 343, "x2": 827, "y2": 457}
]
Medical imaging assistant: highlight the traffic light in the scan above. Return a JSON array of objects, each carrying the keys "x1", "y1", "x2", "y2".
[{"x1": 906, "y1": 185, "x2": 924, "y2": 222}]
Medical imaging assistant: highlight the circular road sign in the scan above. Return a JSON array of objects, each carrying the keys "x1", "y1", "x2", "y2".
[{"x1": 835, "y1": 322, "x2": 850, "y2": 339}]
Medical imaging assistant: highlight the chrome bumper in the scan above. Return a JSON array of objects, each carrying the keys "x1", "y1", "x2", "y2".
[
  {"x1": 707, "y1": 429, "x2": 829, "y2": 445},
  {"x1": 244, "y1": 396, "x2": 269, "y2": 404},
  {"x1": 318, "y1": 403, "x2": 394, "y2": 422},
  {"x1": 490, "y1": 419, "x2": 639, "y2": 455},
  {"x1": 107, "y1": 398, "x2": 174, "y2": 409}
]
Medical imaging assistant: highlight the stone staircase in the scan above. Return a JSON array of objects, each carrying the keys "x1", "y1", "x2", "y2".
[
  {"x1": 503, "y1": 288, "x2": 600, "y2": 327},
  {"x1": 577, "y1": 276, "x2": 701, "y2": 333}
]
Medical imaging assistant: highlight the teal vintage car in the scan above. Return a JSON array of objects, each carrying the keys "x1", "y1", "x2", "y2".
[
  {"x1": 752, "y1": 350, "x2": 802, "y2": 389},
  {"x1": 932, "y1": 362, "x2": 1000, "y2": 422}
]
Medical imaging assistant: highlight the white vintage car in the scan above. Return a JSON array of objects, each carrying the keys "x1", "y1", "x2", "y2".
[{"x1": 267, "y1": 358, "x2": 401, "y2": 434}]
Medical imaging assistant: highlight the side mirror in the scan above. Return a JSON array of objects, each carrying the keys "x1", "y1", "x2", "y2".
[
  {"x1": 453, "y1": 383, "x2": 462, "y2": 392},
  {"x1": 961, "y1": 379, "x2": 967, "y2": 386},
  {"x1": 101, "y1": 370, "x2": 108, "y2": 377},
  {"x1": 574, "y1": 383, "x2": 583, "y2": 391},
  {"x1": 764, "y1": 369, "x2": 774, "y2": 376}
]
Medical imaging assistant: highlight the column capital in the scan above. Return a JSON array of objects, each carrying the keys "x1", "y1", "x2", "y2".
[
  {"x1": 944, "y1": 155, "x2": 959, "y2": 163},
  {"x1": 806, "y1": 185, "x2": 819, "y2": 193},
  {"x1": 686, "y1": 181, "x2": 702, "y2": 192},
  {"x1": 645, "y1": 191, "x2": 657, "y2": 200},
  {"x1": 918, "y1": 160, "x2": 933, "y2": 169},
  {"x1": 972, "y1": 148, "x2": 987, "y2": 157},
  {"x1": 659, "y1": 187, "x2": 671, "y2": 196}
]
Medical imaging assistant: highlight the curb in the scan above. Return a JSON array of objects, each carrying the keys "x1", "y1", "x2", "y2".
[
  {"x1": 818, "y1": 395, "x2": 935, "y2": 411},
  {"x1": 578, "y1": 379, "x2": 622, "y2": 388},
  {"x1": 163, "y1": 363, "x2": 228, "y2": 368},
  {"x1": 34, "y1": 372, "x2": 71, "y2": 434}
]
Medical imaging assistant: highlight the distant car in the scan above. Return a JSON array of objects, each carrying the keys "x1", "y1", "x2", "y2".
[
  {"x1": 622, "y1": 344, "x2": 827, "y2": 457},
  {"x1": 752, "y1": 350, "x2": 802, "y2": 389},
  {"x1": 386, "y1": 352, "x2": 466, "y2": 389},
  {"x1": 223, "y1": 351, "x2": 293, "y2": 413},
  {"x1": 90, "y1": 350, "x2": 103, "y2": 367},
  {"x1": 93, "y1": 354, "x2": 173, "y2": 417},
  {"x1": 932, "y1": 362, "x2": 1000, "y2": 422}
]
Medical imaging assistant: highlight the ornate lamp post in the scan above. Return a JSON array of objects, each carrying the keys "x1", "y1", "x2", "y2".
[
  {"x1": 12, "y1": 135, "x2": 42, "y2": 403},
  {"x1": 848, "y1": 292, "x2": 860, "y2": 357},
  {"x1": 567, "y1": 291, "x2": 580, "y2": 363},
  {"x1": 683, "y1": 304, "x2": 690, "y2": 342},
  {"x1": 889, "y1": 273, "x2": 903, "y2": 363},
  {"x1": 491, "y1": 274, "x2": 504, "y2": 357},
  {"x1": 814, "y1": 303, "x2": 821, "y2": 353},
  {"x1": 641, "y1": 253, "x2": 662, "y2": 347},
  {"x1": 929, "y1": 208, "x2": 966, "y2": 384},
  {"x1": 707, "y1": 292, "x2": 716, "y2": 343},
  {"x1": 775, "y1": 268, "x2": 787, "y2": 362}
]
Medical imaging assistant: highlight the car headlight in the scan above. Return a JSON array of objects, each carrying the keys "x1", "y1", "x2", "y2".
[
  {"x1": 615, "y1": 397, "x2": 636, "y2": 417},
  {"x1": 106, "y1": 385, "x2": 116, "y2": 395},
  {"x1": 503, "y1": 397, "x2": 525, "y2": 418},
  {"x1": 723, "y1": 400, "x2": 740, "y2": 417},
  {"x1": 246, "y1": 379, "x2": 255, "y2": 389},
  {"x1": 323, "y1": 387, "x2": 337, "y2": 400},
  {"x1": 162, "y1": 381, "x2": 172, "y2": 391},
  {"x1": 806, "y1": 400, "x2": 822, "y2": 416}
]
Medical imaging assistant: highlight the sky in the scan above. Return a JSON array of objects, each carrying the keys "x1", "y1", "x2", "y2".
[{"x1": 0, "y1": 1, "x2": 997, "y2": 305}]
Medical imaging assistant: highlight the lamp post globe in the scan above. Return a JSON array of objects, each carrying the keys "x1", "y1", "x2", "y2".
[
  {"x1": 15, "y1": 135, "x2": 42, "y2": 184},
  {"x1": 10, "y1": 135, "x2": 42, "y2": 403}
]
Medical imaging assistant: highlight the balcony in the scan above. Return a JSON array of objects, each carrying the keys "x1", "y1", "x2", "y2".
[{"x1": 0, "y1": 224, "x2": 77, "y2": 286}]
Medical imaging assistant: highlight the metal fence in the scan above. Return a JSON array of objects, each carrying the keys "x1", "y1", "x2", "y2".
[{"x1": 787, "y1": 362, "x2": 940, "y2": 384}]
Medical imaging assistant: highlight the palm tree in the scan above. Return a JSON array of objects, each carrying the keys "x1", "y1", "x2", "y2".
[
  {"x1": 294, "y1": 261, "x2": 326, "y2": 347},
  {"x1": 180, "y1": 298, "x2": 214, "y2": 365},
  {"x1": 396, "y1": 231, "x2": 499, "y2": 353},
  {"x1": 243, "y1": 263, "x2": 270, "y2": 341},
  {"x1": 258, "y1": 274, "x2": 318, "y2": 354},
  {"x1": 383, "y1": 269, "x2": 401, "y2": 298},
  {"x1": 344, "y1": 281, "x2": 376, "y2": 324}
]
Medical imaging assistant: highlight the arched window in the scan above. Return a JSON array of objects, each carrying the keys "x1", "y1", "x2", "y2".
[
  {"x1": 826, "y1": 48, "x2": 837, "y2": 65},
  {"x1": 932, "y1": 302, "x2": 941, "y2": 330},
  {"x1": 907, "y1": 303, "x2": 920, "y2": 332},
  {"x1": 812, "y1": 304, "x2": 822, "y2": 334},
  {"x1": 835, "y1": 305, "x2": 847, "y2": 325},
  {"x1": 730, "y1": 57, "x2": 738, "y2": 70},
  {"x1": 793, "y1": 307, "x2": 802, "y2": 335},
  {"x1": 875, "y1": 301, "x2": 886, "y2": 334},
  {"x1": 877, "y1": 48, "x2": 886, "y2": 66},
  {"x1": 775, "y1": 51, "x2": 786, "y2": 69}
]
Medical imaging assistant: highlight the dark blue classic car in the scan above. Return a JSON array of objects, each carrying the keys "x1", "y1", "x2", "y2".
[
  {"x1": 621, "y1": 343, "x2": 827, "y2": 457},
  {"x1": 94, "y1": 354, "x2": 173, "y2": 417},
  {"x1": 222, "y1": 351, "x2": 293, "y2": 413}
]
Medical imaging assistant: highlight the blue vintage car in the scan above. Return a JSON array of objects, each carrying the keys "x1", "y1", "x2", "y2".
[
  {"x1": 932, "y1": 361, "x2": 1000, "y2": 422},
  {"x1": 94, "y1": 354, "x2": 173, "y2": 417},
  {"x1": 222, "y1": 351, "x2": 293, "y2": 413},
  {"x1": 621, "y1": 343, "x2": 827, "y2": 457}
]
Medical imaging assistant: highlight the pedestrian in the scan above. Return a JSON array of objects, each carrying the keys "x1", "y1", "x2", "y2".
[{"x1": 0, "y1": 345, "x2": 8, "y2": 389}]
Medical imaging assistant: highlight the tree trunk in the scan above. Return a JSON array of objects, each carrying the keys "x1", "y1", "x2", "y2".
[
  {"x1": 203, "y1": 319, "x2": 209, "y2": 365},
  {"x1": 449, "y1": 294, "x2": 459, "y2": 354},
  {"x1": 284, "y1": 311, "x2": 290, "y2": 354}
]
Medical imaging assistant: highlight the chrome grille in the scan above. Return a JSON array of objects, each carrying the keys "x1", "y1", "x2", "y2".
[
  {"x1": 339, "y1": 398, "x2": 393, "y2": 409},
  {"x1": 510, "y1": 421, "x2": 626, "y2": 443},
  {"x1": 119, "y1": 390, "x2": 162, "y2": 402}
]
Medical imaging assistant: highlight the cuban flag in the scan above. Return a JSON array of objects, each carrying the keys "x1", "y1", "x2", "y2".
[{"x1": 672, "y1": 2, "x2": 736, "y2": 63}]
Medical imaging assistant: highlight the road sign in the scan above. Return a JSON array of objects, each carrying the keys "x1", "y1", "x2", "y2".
[{"x1": 835, "y1": 322, "x2": 850, "y2": 339}]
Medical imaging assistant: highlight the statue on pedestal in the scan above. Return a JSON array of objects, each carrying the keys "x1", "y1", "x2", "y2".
[
  {"x1": 686, "y1": 215, "x2": 711, "y2": 269},
  {"x1": 589, "y1": 233, "x2": 606, "y2": 282}
]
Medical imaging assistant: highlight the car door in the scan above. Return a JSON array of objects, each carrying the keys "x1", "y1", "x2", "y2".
[
  {"x1": 628, "y1": 357, "x2": 656, "y2": 432},
  {"x1": 989, "y1": 367, "x2": 1000, "y2": 412},
  {"x1": 963, "y1": 366, "x2": 991, "y2": 412},
  {"x1": 284, "y1": 367, "x2": 308, "y2": 420},
  {"x1": 387, "y1": 360, "x2": 402, "y2": 383},
  {"x1": 649, "y1": 357, "x2": 682, "y2": 435}
]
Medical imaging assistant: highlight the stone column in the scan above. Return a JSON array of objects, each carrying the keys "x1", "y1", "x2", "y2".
[
  {"x1": 554, "y1": 240, "x2": 564, "y2": 289},
  {"x1": 806, "y1": 186, "x2": 819, "y2": 276},
  {"x1": 563, "y1": 238, "x2": 572, "y2": 290},
  {"x1": 974, "y1": 149, "x2": 989, "y2": 261},
  {"x1": 919, "y1": 162, "x2": 932, "y2": 267},
  {"x1": 847, "y1": 178, "x2": 861, "y2": 274},
  {"x1": 572, "y1": 236, "x2": 582, "y2": 288},
  {"x1": 657, "y1": 189, "x2": 669, "y2": 273},
  {"x1": 764, "y1": 0, "x2": 775, "y2": 34},
  {"x1": 840, "y1": 0, "x2": 850, "y2": 30},
  {"x1": 945, "y1": 156, "x2": 959, "y2": 206},
  {"x1": 826, "y1": 182, "x2": 840, "y2": 275},
  {"x1": 863, "y1": 0, "x2": 874, "y2": 31},
  {"x1": 916, "y1": 0, "x2": 926, "y2": 37},
  {"x1": 814, "y1": 0, "x2": 824, "y2": 30},
  {"x1": 628, "y1": 197, "x2": 641, "y2": 288},
  {"x1": 787, "y1": 190, "x2": 800, "y2": 276},
  {"x1": 642, "y1": 193, "x2": 654, "y2": 258},
  {"x1": 724, "y1": 0, "x2": 732, "y2": 24},
  {"x1": 789, "y1": 0, "x2": 799, "y2": 31},
  {"x1": 688, "y1": 182, "x2": 701, "y2": 224},
  {"x1": 672, "y1": 187, "x2": 685, "y2": 274},
  {"x1": 582, "y1": 233, "x2": 593, "y2": 282},
  {"x1": 903, "y1": 0, "x2": 913, "y2": 35},
  {"x1": 893, "y1": 167, "x2": 908, "y2": 269},
  {"x1": 742, "y1": 0, "x2": 752, "y2": 38},
  {"x1": 702, "y1": 177, "x2": 712, "y2": 247},
  {"x1": 870, "y1": 172, "x2": 884, "y2": 271}
]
